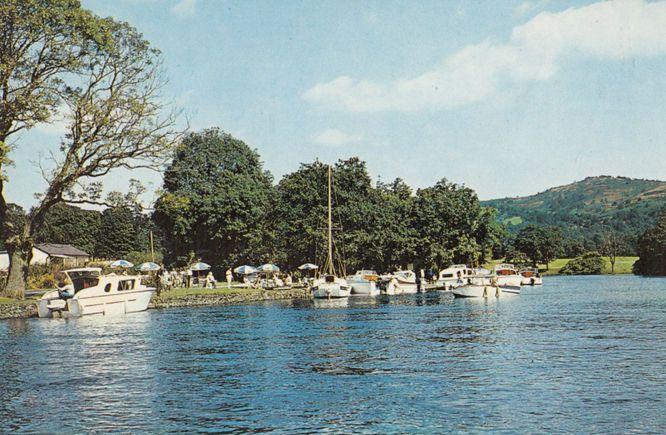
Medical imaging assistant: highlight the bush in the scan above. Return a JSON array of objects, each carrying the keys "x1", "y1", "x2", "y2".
[
  {"x1": 560, "y1": 251, "x2": 605, "y2": 275},
  {"x1": 27, "y1": 272, "x2": 57, "y2": 290}
]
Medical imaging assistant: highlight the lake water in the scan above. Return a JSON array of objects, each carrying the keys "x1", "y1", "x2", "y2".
[{"x1": 1, "y1": 275, "x2": 665, "y2": 433}]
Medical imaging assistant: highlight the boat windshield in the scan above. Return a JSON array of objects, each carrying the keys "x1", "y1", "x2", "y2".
[{"x1": 66, "y1": 270, "x2": 101, "y2": 292}]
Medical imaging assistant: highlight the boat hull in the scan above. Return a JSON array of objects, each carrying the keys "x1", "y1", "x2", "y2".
[
  {"x1": 350, "y1": 282, "x2": 379, "y2": 296},
  {"x1": 521, "y1": 277, "x2": 543, "y2": 286},
  {"x1": 452, "y1": 284, "x2": 502, "y2": 298},
  {"x1": 312, "y1": 280, "x2": 351, "y2": 299},
  {"x1": 38, "y1": 288, "x2": 155, "y2": 318}
]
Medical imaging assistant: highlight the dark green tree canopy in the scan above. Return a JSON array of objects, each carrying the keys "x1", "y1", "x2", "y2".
[
  {"x1": 633, "y1": 211, "x2": 666, "y2": 276},
  {"x1": 154, "y1": 128, "x2": 274, "y2": 273},
  {"x1": 560, "y1": 251, "x2": 605, "y2": 275},
  {"x1": 35, "y1": 204, "x2": 101, "y2": 255},
  {"x1": 514, "y1": 224, "x2": 563, "y2": 267}
]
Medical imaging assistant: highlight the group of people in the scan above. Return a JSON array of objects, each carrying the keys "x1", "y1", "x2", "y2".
[
  {"x1": 156, "y1": 268, "x2": 220, "y2": 291},
  {"x1": 151, "y1": 266, "x2": 302, "y2": 293}
]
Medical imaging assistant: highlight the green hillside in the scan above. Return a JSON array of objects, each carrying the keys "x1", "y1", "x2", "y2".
[{"x1": 483, "y1": 176, "x2": 666, "y2": 254}]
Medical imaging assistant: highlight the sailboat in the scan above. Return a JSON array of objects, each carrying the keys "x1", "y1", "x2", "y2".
[{"x1": 311, "y1": 165, "x2": 351, "y2": 299}]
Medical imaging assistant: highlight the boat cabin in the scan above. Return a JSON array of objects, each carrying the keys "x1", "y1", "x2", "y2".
[
  {"x1": 439, "y1": 264, "x2": 473, "y2": 280},
  {"x1": 494, "y1": 263, "x2": 519, "y2": 276}
]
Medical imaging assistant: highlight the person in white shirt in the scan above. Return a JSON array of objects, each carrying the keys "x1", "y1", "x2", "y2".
[{"x1": 226, "y1": 268, "x2": 233, "y2": 288}]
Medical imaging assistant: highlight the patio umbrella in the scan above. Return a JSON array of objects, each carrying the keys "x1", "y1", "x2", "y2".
[
  {"x1": 258, "y1": 264, "x2": 280, "y2": 273},
  {"x1": 110, "y1": 259, "x2": 134, "y2": 269},
  {"x1": 190, "y1": 262, "x2": 211, "y2": 271},
  {"x1": 137, "y1": 262, "x2": 161, "y2": 272},
  {"x1": 298, "y1": 263, "x2": 318, "y2": 270},
  {"x1": 234, "y1": 265, "x2": 257, "y2": 275}
]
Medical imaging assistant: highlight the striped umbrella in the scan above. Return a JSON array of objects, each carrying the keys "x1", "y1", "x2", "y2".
[
  {"x1": 258, "y1": 264, "x2": 280, "y2": 273},
  {"x1": 137, "y1": 262, "x2": 161, "y2": 272},
  {"x1": 110, "y1": 259, "x2": 134, "y2": 269},
  {"x1": 298, "y1": 263, "x2": 318, "y2": 270},
  {"x1": 190, "y1": 262, "x2": 211, "y2": 271},
  {"x1": 234, "y1": 265, "x2": 257, "y2": 275}
]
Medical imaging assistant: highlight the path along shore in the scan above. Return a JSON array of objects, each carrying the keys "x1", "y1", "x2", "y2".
[{"x1": 0, "y1": 286, "x2": 313, "y2": 321}]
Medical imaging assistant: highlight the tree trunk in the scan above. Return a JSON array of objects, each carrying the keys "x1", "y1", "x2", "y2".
[
  {"x1": 2, "y1": 245, "x2": 31, "y2": 300},
  {"x1": 610, "y1": 258, "x2": 616, "y2": 274}
]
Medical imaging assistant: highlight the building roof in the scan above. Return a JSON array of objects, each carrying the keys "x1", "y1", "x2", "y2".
[{"x1": 35, "y1": 243, "x2": 90, "y2": 258}]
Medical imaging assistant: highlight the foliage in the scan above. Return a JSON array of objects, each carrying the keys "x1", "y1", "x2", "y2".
[
  {"x1": 154, "y1": 128, "x2": 275, "y2": 275},
  {"x1": 633, "y1": 211, "x2": 666, "y2": 276},
  {"x1": 125, "y1": 250, "x2": 163, "y2": 266},
  {"x1": 514, "y1": 225, "x2": 563, "y2": 268},
  {"x1": 96, "y1": 207, "x2": 142, "y2": 259},
  {"x1": 412, "y1": 180, "x2": 502, "y2": 269},
  {"x1": 560, "y1": 251, "x2": 605, "y2": 275},
  {"x1": 485, "y1": 176, "x2": 666, "y2": 256},
  {"x1": 0, "y1": 1, "x2": 180, "y2": 297},
  {"x1": 34, "y1": 204, "x2": 101, "y2": 255}
]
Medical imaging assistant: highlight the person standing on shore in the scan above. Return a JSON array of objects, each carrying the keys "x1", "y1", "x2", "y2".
[{"x1": 226, "y1": 268, "x2": 233, "y2": 288}]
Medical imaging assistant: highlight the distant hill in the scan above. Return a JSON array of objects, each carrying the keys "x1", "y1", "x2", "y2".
[{"x1": 483, "y1": 176, "x2": 666, "y2": 253}]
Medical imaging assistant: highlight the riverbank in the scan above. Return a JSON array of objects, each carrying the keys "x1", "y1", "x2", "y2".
[
  {"x1": 483, "y1": 256, "x2": 638, "y2": 275},
  {"x1": 0, "y1": 286, "x2": 313, "y2": 320},
  {"x1": 150, "y1": 286, "x2": 312, "y2": 309}
]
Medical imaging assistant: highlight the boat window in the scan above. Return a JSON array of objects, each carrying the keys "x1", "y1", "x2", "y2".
[
  {"x1": 118, "y1": 280, "x2": 135, "y2": 291},
  {"x1": 104, "y1": 284, "x2": 111, "y2": 293},
  {"x1": 441, "y1": 273, "x2": 454, "y2": 278}
]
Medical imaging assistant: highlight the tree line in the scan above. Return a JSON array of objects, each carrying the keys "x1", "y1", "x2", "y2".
[{"x1": 153, "y1": 129, "x2": 505, "y2": 278}]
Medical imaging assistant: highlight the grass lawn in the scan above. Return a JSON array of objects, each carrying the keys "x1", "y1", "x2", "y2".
[
  {"x1": 485, "y1": 256, "x2": 638, "y2": 275},
  {"x1": 0, "y1": 296, "x2": 38, "y2": 306},
  {"x1": 156, "y1": 285, "x2": 263, "y2": 301}
]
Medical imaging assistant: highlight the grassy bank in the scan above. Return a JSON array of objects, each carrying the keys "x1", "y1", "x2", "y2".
[{"x1": 484, "y1": 256, "x2": 638, "y2": 275}]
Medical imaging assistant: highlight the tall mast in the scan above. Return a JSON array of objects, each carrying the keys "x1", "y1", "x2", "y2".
[{"x1": 327, "y1": 165, "x2": 334, "y2": 275}]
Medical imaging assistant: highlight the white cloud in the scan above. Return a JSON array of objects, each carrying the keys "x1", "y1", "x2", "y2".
[
  {"x1": 313, "y1": 129, "x2": 361, "y2": 147},
  {"x1": 514, "y1": 0, "x2": 550, "y2": 17},
  {"x1": 172, "y1": 0, "x2": 196, "y2": 17},
  {"x1": 304, "y1": 0, "x2": 666, "y2": 112}
]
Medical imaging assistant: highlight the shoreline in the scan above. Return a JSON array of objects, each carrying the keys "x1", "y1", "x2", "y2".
[
  {"x1": 0, "y1": 273, "x2": 651, "y2": 321},
  {"x1": 0, "y1": 286, "x2": 313, "y2": 321}
]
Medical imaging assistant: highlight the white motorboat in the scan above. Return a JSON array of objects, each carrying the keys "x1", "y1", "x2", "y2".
[
  {"x1": 37, "y1": 268, "x2": 155, "y2": 318},
  {"x1": 312, "y1": 275, "x2": 351, "y2": 299},
  {"x1": 452, "y1": 283, "x2": 502, "y2": 298},
  {"x1": 383, "y1": 270, "x2": 418, "y2": 295},
  {"x1": 311, "y1": 165, "x2": 351, "y2": 300},
  {"x1": 493, "y1": 263, "x2": 522, "y2": 294},
  {"x1": 520, "y1": 267, "x2": 543, "y2": 286},
  {"x1": 436, "y1": 264, "x2": 475, "y2": 290},
  {"x1": 347, "y1": 270, "x2": 380, "y2": 296}
]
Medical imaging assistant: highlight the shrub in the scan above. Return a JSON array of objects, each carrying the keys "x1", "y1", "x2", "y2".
[{"x1": 560, "y1": 251, "x2": 605, "y2": 275}]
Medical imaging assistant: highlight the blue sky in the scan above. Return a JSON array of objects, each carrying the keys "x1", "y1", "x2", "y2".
[{"x1": 7, "y1": 0, "x2": 666, "y2": 208}]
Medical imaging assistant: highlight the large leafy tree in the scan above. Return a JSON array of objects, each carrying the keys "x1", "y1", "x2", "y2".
[
  {"x1": 96, "y1": 207, "x2": 141, "y2": 259},
  {"x1": 273, "y1": 158, "x2": 393, "y2": 273},
  {"x1": 412, "y1": 179, "x2": 497, "y2": 269},
  {"x1": 153, "y1": 129, "x2": 274, "y2": 274},
  {"x1": 34, "y1": 204, "x2": 101, "y2": 255},
  {"x1": 0, "y1": 1, "x2": 179, "y2": 298},
  {"x1": 514, "y1": 224, "x2": 563, "y2": 268},
  {"x1": 633, "y1": 211, "x2": 666, "y2": 276},
  {"x1": 371, "y1": 179, "x2": 419, "y2": 271}
]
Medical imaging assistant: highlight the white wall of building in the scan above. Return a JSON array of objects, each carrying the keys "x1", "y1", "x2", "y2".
[{"x1": 0, "y1": 248, "x2": 60, "y2": 271}]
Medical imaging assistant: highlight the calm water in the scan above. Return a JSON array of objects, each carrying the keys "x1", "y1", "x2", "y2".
[{"x1": 1, "y1": 275, "x2": 665, "y2": 433}]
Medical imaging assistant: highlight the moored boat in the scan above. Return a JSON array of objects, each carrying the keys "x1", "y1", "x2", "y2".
[
  {"x1": 311, "y1": 165, "x2": 351, "y2": 300},
  {"x1": 452, "y1": 283, "x2": 501, "y2": 298},
  {"x1": 393, "y1": 270, "x2": 418, "y2": 294},
  {"x1": 519, "y1": 267, "x2": 543, "y2": 286},
  {"x1": 436, "y1": 264, "x2": 474, "y2": 290},
  {"x1": 347, "y1": 270, "x2": 380, "y2": 296},
  {"x1": 37, "y1": 268, "x2": 155, "y2": 318},
  {"x1": 493, "y1": 263, "x2": 522, "y2": 294}
]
